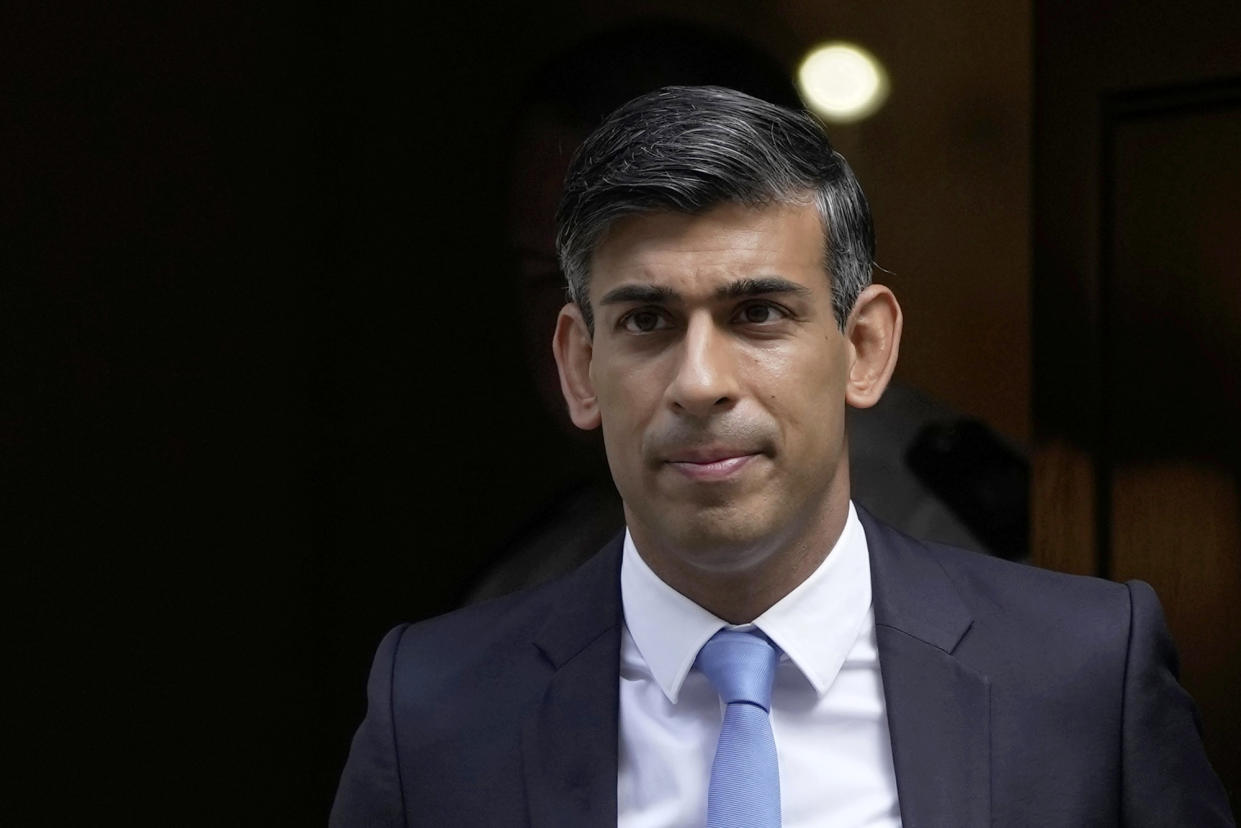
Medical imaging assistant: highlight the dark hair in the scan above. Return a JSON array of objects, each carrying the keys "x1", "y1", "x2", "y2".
[{"x1": 555, "y1": 85, "x2": 874, "y2": 332}]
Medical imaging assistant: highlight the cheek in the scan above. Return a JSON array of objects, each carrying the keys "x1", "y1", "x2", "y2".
[
  {"x1": 595, "y1": 364, "x2": 657, "y2": 449},
  {"x1": 751, "y1": 346, "x2": 848, "y2": 440},
  {"x1": 749, "y1": 340, "x2": 845, "y2": 397}
]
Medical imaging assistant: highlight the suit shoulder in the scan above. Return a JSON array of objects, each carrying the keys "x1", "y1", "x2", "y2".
[
  {"x1": 920, "y1": 538, "x2": 1138, "y2": 656},
  {"x1": 861, "y1": 506, "x2": 1129, "y2": 618},
  {"x1": 393, "y1": 574, "x2": 567, "y2": 672},
  {"x1": 928, "y1": 538, "x2": 1126, "y2": 602},
  {"x1": 387, "y1": 539, "x2": 621, "y2": 698}
]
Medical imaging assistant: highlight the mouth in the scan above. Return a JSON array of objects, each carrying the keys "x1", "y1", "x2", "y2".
[{"x1": 664, "y1": 449, "x2": 760, "y2": 481}]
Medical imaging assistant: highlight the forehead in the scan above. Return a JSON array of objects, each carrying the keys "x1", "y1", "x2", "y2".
[{"x1": 589, "y1": 201, "x2": 827, "y2": 295}]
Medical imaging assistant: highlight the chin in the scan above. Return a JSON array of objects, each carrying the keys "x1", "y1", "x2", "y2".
[{"x1": 659, "y1": 506, "x2": 780, "y2": 571}]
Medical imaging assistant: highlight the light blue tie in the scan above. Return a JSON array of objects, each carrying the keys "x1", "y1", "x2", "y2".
[{"x1": 695, "y1": 629, "x2": 782, "y2": 828}]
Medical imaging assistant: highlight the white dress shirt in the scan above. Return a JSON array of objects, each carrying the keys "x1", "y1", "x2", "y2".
[{"x1": 617, "y1": 502, "x2": 902, "y2": 827}]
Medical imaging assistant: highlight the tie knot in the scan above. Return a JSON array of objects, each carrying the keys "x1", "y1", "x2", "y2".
[{"x1": 696, "y1": 629, "x2": 780, "y2": 711}]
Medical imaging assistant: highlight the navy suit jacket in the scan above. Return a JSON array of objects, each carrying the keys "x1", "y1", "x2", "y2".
[{"x1": 331, "y1": 510, "x2": 1234, "y2": 826}]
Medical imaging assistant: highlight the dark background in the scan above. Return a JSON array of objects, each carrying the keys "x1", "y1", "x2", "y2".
[
  {"x1": 9, "y1": 4, "x2": 620, "y2": 823},
  {"x1": 9, "y1": 1, "x2": 1239, "y2": 823}
]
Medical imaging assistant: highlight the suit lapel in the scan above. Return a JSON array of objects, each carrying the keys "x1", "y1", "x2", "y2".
[
  {"x1": 860, "y1": 509, "x2": 992, "y2": 828},
  {"x1": 522, "y1": 536, "x2": 624, "y2": 828}
]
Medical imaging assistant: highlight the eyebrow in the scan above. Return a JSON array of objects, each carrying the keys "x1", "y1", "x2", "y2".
[
  {"x1": 715, "y1": 276, "x2": 811, "y2": 300},
  {"x1": 597, "y1": 276, "x2": 810, "y2": 306},
  {"x1": 597, "y1": 284, "x2": 679, "y2": 305}
]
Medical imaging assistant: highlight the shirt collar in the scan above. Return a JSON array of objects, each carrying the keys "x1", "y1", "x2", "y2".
[{"x1": 621, "y1": 501, "x2": 872, "y2": 703}]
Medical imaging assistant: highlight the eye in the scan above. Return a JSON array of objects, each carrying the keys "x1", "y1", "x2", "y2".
[
  {"x1": 736, "y1": 302, "x2": 789, "y2": 325},
  {"x1": 620, "y1": 309, "x2": 671, "y2": 333}
]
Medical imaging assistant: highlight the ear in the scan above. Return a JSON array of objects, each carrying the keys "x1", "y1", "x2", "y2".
[
  {"x1": 551, "y1": 303, "x2": 601, "y2": 430},
  {"x1": 844, "y1": 284, "x2": 902, "y2": 409}
]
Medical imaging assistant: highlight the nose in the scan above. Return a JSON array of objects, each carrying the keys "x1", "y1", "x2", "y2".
[{"x1": 666, "y1": 312, "x2": 739, "y2": 419}]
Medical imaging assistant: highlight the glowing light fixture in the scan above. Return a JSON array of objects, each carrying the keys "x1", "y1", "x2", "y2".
[{"x1": 797, "y1": 41, "x2": 889, "y2": 123}]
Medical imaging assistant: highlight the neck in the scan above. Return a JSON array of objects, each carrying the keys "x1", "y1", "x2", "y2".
[{"x1": 628, "y1": 495, "x2": 851, "y2": 624}]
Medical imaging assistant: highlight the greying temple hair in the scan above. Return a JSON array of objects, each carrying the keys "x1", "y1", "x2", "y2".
[{"x1": 555, "y1": 85, "x2": 875, "y2": 333}]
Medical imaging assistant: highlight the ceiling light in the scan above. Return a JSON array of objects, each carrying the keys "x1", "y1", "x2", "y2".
[{"x1": 797, "y1": 41, "x2": 889, "y2": 123}]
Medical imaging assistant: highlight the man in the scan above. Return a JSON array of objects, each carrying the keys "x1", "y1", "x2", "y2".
[
  {"x1": 331, "y1": 86, "x2": 1233, "y2": 826},
  {"x1": 469, "y1": 23, "x2": 1021, "y2": 606}
]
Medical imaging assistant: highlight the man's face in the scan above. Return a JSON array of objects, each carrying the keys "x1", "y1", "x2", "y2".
[{"x1": 576, "y1": 201, "x2": 855, "y2": 572}]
